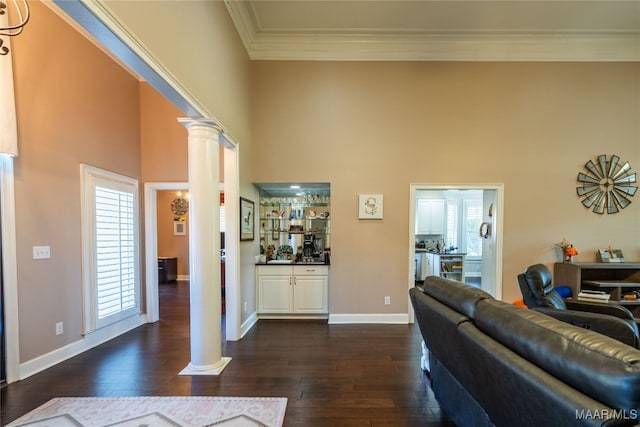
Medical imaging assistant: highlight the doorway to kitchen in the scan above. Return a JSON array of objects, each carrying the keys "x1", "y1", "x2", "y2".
[{"x1": 409, "y1": 183, "x2": 504, "y2": 300}]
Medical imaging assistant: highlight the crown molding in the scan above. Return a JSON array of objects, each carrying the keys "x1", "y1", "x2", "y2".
[
  {"x1": 249, "y1": 34, "x2": 640, "y2": 62},
  {"x1": 224, "y1": 0, "x2": 257, "y2": 51},
  {"x1": 224, "y1": 1, "x2": 640, "y2": 62}
]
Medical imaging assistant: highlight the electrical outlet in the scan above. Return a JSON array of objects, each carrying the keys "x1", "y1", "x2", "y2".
[
  {"x1": 33, "y1": 246, "x2": 51, "y2": 260},
  {"x1": 55, "y1": 321, "x2": 63, "y2": 336},
  {"x1": 244, "y1": 301, "x2": 248, "y2": 312},
  {"x1": 384, "y1": 296, "x2": 391, "y2": 305}
]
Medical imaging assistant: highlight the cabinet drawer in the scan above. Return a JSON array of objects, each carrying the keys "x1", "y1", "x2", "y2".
[
  {"x1": 257, "y1": 265, "x2": 292, "y2": 276},
  {"x1": 294, "y1": 265, "x2": 329, "y2": 276}
]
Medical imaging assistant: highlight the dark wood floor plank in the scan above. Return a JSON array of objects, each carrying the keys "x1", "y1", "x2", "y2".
[{"x1": 1, "y1": 282, "x2": 455, "y2": 426}]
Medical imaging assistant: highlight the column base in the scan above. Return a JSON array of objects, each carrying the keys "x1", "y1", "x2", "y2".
[{"x1": 179, "y1": 357, "x2": 232, "y2": 376}]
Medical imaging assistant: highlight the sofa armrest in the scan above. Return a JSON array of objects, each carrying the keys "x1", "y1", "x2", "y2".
[
  {"x1": 533, "y1": 307, "x2": 638, "y2": 348},
  {"x1": 565, "y1": 299, "x2": 635, "y2": 320}
]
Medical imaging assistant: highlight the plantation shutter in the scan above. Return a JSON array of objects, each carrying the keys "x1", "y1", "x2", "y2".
[
  {"x1": 81, "y1": 164, "x2": 140, "y2": 333},
  {"x1": 95, "y1": 186, "x2": 136, "y2": 321},
  {"x1": 463, "y1": 200, "x2": 483, "y2": 257}
]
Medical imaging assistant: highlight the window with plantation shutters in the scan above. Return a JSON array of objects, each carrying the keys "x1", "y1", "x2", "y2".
[
  {"x1": 463, "y1": 200, "x2": 483, "y2": 257},
  {"x1": 81, "y1": 165, "x2": 140, "y2": 333},
  {"x1": 95, "y1": 186, "x2": 136, "y2": 321}
]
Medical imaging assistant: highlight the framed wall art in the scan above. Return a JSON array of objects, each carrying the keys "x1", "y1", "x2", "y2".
[
  {"x1": 240, "y1": 197, "x2": 255, "y2": 241},
  {"x1": 358, "y1": 194, "x2": 383, "y2": 219},
  {"x1": 173, "y1": 220, "x2": 186, "y2": 236}
]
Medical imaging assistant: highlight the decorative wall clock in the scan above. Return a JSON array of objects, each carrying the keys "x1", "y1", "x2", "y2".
[
  {"x1": 170, "y1": 198, "x2": 189, "y2": 216},
  {"x1": 576, "y1": 154, "x2": 637, "y2": 214}
]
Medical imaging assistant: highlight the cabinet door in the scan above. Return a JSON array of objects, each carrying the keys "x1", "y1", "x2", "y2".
[
  {"x1": 258, "y1": 275, "x2": 292, "y2": 313},
  {"x1": 416, "y1": 199, "x2": 445, "y2": 234},
  {"x1": 293, "y1": 276, "x2": 328, "y2": 313},
  {"x1": 427, "y1": 253, "x2": 439, "y2": 277}
]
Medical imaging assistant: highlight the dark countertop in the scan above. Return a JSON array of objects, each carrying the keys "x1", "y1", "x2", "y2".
[
  {"x1": 256, "y1": 261, "x2": 329, "y2": 266},
  {"x1": 415, "y1": 250, "x2": 467, "y2": 256}
]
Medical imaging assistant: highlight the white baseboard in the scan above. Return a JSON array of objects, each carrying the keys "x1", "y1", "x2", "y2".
[
  {"x1": 177, "y1": 275, "x2": 189, "y2": 281},
  {"x1": 19, "y1": 314, "x2": 146, "y2": 381},
  {"x1": 328, "y1": 313, "x2": 410, "y2": 324},
  {"x1": 240, "y1": 311, "x2": 258, "y2": 338}
]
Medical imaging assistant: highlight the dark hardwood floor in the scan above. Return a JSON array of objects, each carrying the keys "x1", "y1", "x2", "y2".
[{"x1": 1, "y1": 282, "x2": 454, "y2": 426}]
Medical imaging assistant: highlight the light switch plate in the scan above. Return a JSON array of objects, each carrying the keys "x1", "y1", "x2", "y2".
[{"x1": 33, "y1": 246, "x2": 51, "y2": 259}]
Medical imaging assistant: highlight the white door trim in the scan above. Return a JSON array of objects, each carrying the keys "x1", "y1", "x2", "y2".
[
  {"x1": 144, "y1": 181, "x2": 189, "y2": 324},
  {"x1": 408, "y1": 183, "x2": 504, "y2": 321},
  {"x1": 1, "y1": 154, "x2": 19, "y2": 383}
]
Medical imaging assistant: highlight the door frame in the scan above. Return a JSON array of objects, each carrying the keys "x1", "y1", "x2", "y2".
[
  {"x1": 0, "y1": 155, "x2": 18, "y2": 383},
  {"x1": 408, "y1": 183, "x2": 504, "y2": 320},
  {"x1": 144, "y1": 172, "x2": 240, "y2": 342}
]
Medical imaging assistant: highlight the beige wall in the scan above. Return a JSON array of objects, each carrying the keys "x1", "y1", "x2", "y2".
[
  {"x1": 140, "y1": 83, "x2": 189, "y2": 182},
  {"x1": 12, "y1": 1, "x2": 142, "y2": 361},
  {"x1": 251, "y1": 61, "x2": 640, "y2": 308},
  {"x1": 103, "y1": 0, "x2": 252, "y2": 145}
]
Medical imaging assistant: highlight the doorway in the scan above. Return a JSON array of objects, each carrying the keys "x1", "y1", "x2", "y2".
[{"x1": 409, "y1": 183, "x2": 504, "y2": 300}]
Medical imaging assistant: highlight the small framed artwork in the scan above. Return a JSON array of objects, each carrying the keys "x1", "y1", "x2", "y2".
[
  {"x1": 358, "y1": 194, "x2": 383, "y2": 219},
  {"x1": 597, "y1": 248, "x2": 625, "y2": 263},
  {"x1": 173, "y1": 221, "x2": 186, "y2": 236},
  {"x1": 240, "y1": 197, "x2": 255, "y2": 241}
]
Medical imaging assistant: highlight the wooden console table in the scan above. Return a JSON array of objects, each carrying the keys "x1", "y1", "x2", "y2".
[{"x1": 554, "y1": 262, "x2": 640, "y2": 314}]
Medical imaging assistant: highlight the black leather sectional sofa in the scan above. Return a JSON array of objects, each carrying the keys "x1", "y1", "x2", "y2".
[{"x1": 410, "y1": 276, "x2": 640, "y2": 427}]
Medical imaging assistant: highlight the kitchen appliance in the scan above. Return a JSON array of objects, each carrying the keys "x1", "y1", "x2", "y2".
[
  {"x1": 313, "y1": 237, "x2": 323, "y2": 258},
  {"x1": 303, "y1": 233, "x2": 315, "y2": 261}
]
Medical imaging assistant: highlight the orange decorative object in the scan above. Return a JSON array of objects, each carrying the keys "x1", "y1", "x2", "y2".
[
  {"x1": 513, "y1": 299, "x2": 527, "y2": 308},
  {"x1": 565, "y1": 245, "x2": 579, "y2": 257}
]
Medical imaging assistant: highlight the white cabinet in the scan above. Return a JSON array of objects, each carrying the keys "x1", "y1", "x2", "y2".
[
  {"x1": 257, "y1": 265, "x2": 328, "y2": 317},
  {"x1": 416, "y1": 199, "x2": 445, "y2": 235},
  {"x1": 416, "y1": 252, "x2": 438, "y2": 281},
  {"x1": 257, "y1": 273, "x2": 292, "y2": 313}
]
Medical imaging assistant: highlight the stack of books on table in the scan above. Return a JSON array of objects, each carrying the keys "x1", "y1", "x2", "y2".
[{"x1": 577, "y1": 290, "x2": 611, "y2": 303}]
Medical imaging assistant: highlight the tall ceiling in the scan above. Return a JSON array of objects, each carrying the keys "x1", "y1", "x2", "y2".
[{"x1": 224, "y1": 0, "x2": 640, "y2": 61}]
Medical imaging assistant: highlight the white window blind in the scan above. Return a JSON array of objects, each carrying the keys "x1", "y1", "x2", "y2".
[
  {"x1": 446, "y1": 203, "x2": 458, "y2": 248},
  {"x1": 463, "y1": 200, "x2": 483, "y2": 257},
  {"x1": 81, "y1": 165, "x2": 140, "y2": 333},
  {"x1": 95, "y1": 187, "x2": 136, "y2": 320}
]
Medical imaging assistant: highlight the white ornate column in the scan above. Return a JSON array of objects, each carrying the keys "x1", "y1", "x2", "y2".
[{"x1": 178, "y1": 118, "x2": 231, "y2": 375}]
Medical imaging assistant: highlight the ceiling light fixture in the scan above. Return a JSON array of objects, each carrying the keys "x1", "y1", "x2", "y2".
[{"x1": 0, "y1": 0, "x2": 29, "y2": 56}]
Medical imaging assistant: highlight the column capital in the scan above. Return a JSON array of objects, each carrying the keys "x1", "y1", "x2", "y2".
[{"x1": 177, "y1": 118, "x2": 222, "y2": 133}]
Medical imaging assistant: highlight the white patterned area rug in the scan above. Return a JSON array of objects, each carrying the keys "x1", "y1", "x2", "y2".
[{"x1": 6, "y1": 396, "x2": 288, "y2": 427}]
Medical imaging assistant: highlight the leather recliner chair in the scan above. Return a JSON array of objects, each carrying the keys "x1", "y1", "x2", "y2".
[{"x1": 518, "y1": 263, "x2": 640, "y2": 348}]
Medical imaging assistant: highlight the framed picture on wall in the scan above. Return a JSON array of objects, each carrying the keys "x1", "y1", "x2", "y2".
[
  {"x1": 173, "y1": 221, "x2": 186, "y2": 236},
  {"x1": 240, "y1": 197, "x2": 255, "y2": 241},
  {"x1": 358, "y1": 194, "x2": 383, "y2": 219}
]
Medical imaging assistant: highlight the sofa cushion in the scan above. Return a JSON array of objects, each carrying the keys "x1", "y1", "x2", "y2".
[
  {"x1": 475, "y1": 299, "x2": 640, "y2": 412},
  {"x1": 422, "y1": 276, "x2": 493, "y2": 319},
  {"x1": 410, "y1": 286, "x2": 471, "y2": 354}
]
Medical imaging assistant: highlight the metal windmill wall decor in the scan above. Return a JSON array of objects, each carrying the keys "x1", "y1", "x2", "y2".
[{"x1": 576, "y1": 154, "x2": 637, "y2": 214}]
